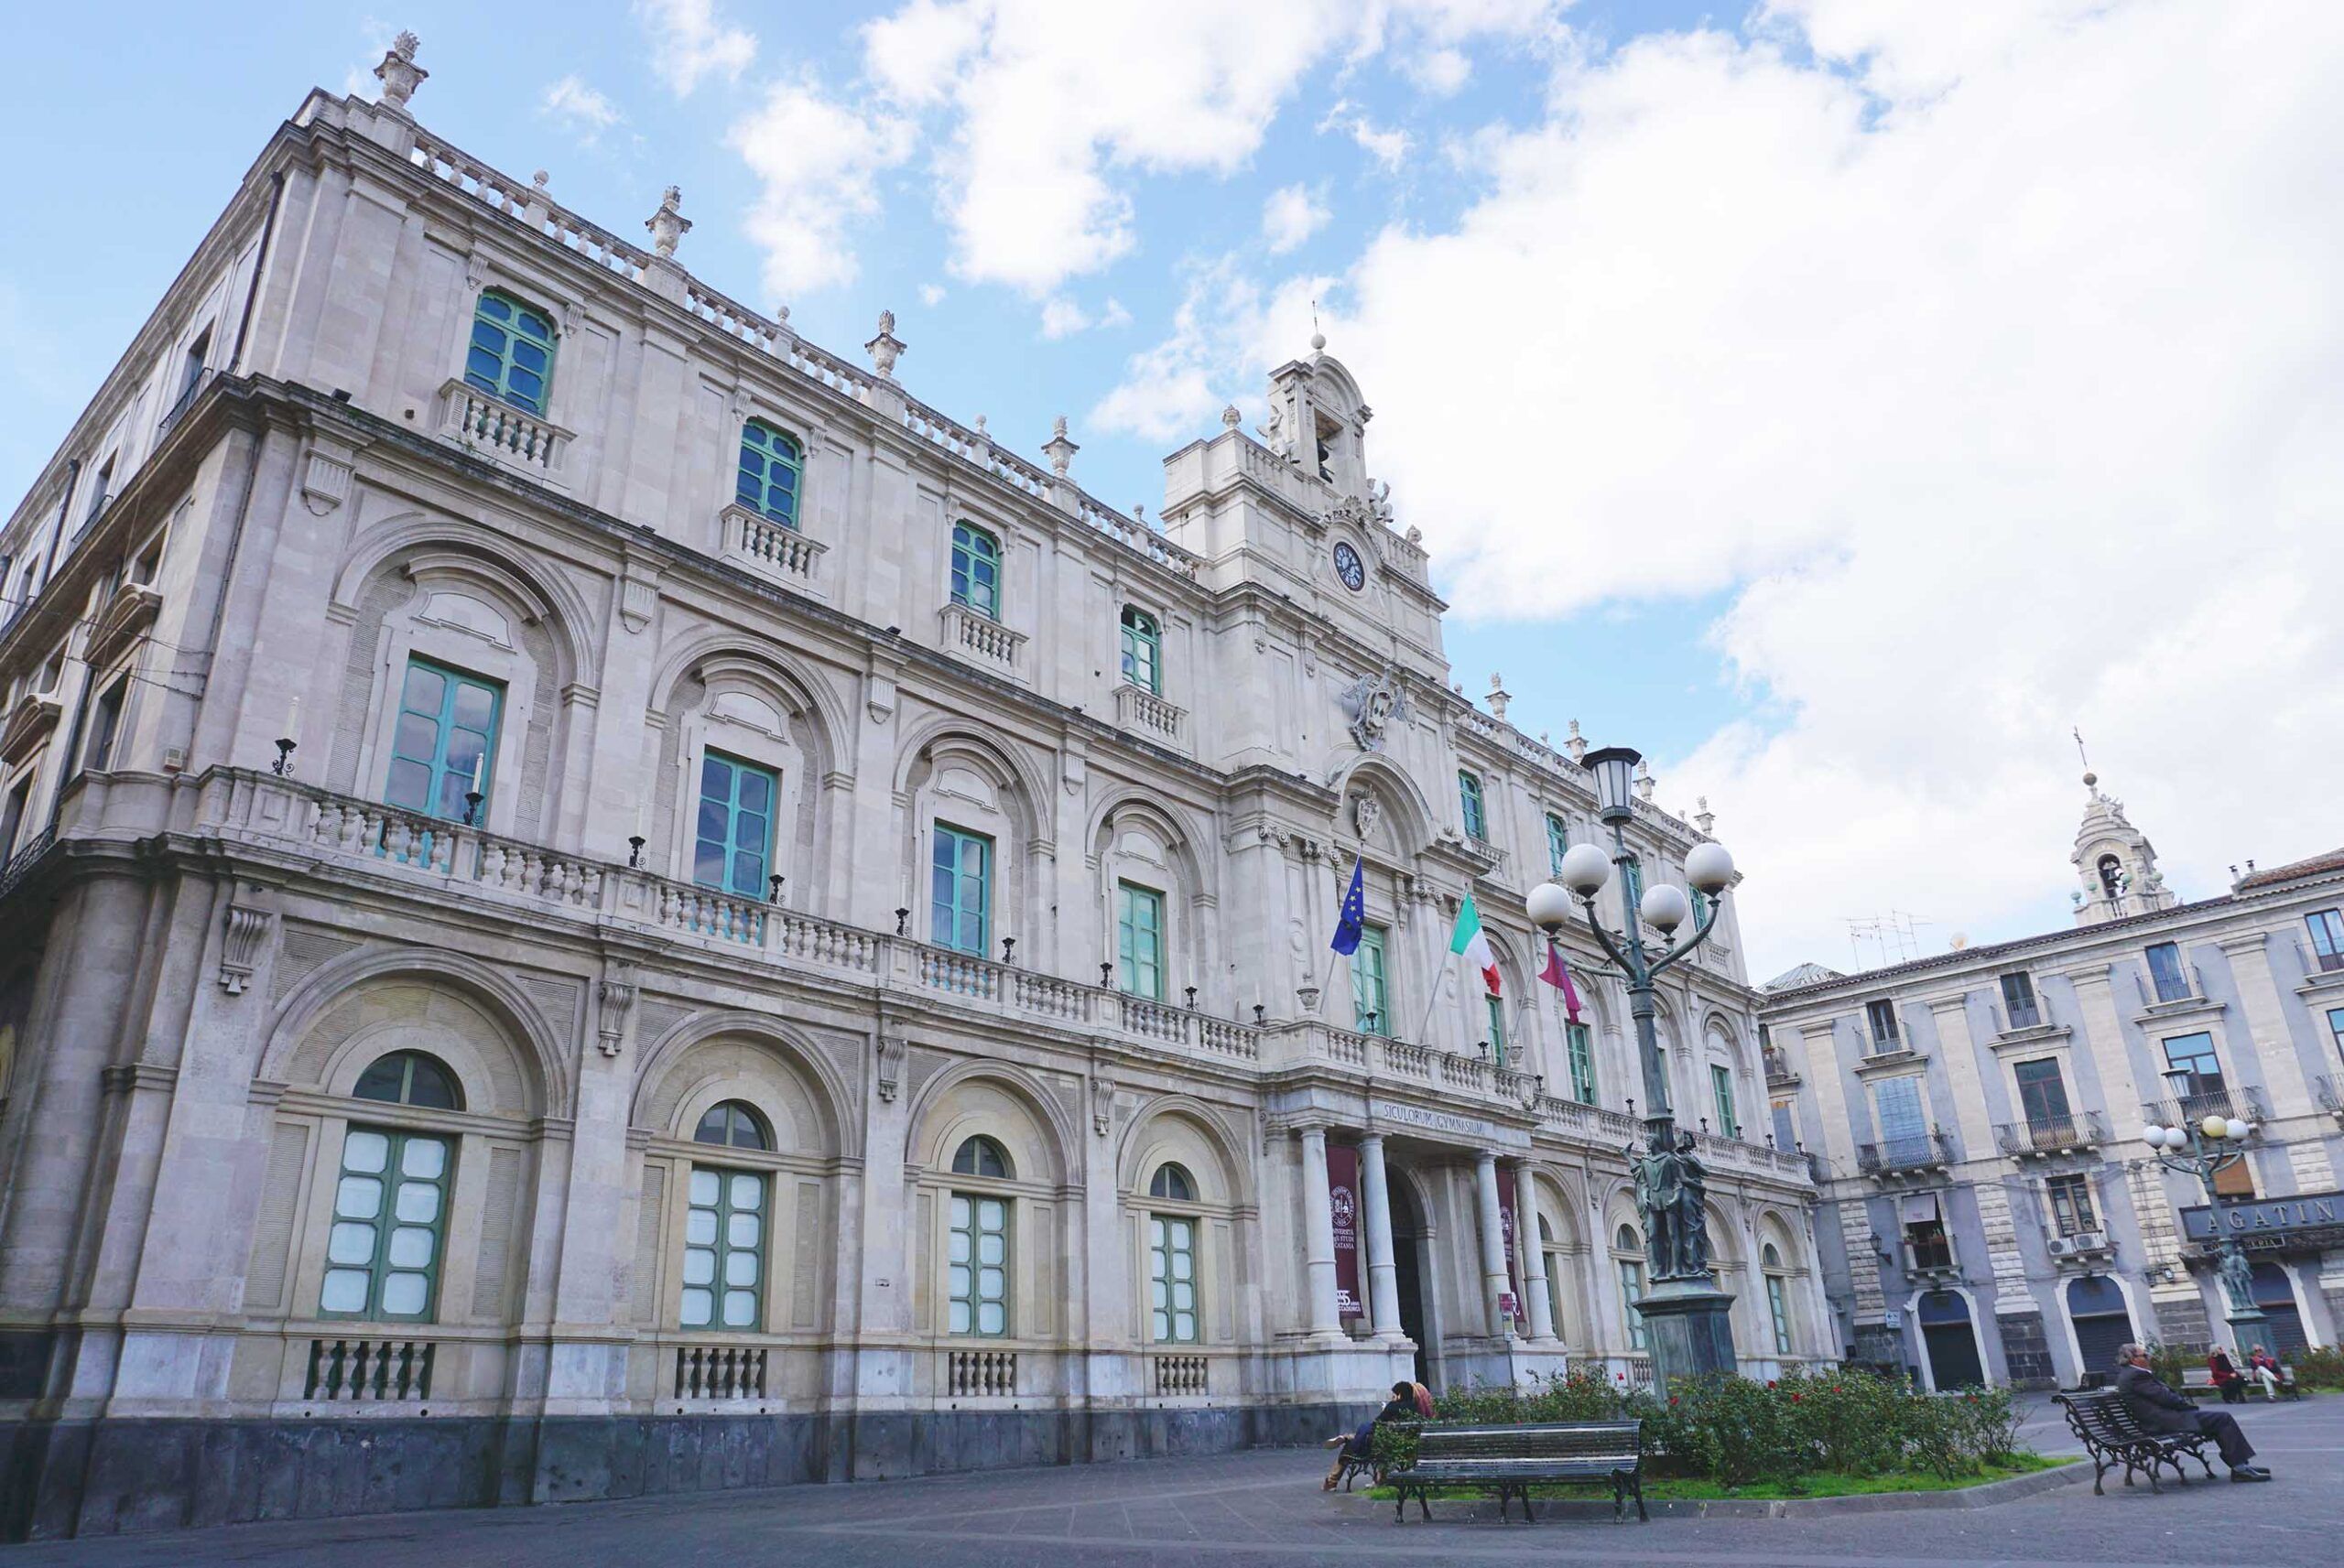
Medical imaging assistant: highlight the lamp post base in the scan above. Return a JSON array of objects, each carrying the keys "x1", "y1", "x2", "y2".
[{"x1": 1635, "y1": 1278, "x2": 1740, "y2": 1387}]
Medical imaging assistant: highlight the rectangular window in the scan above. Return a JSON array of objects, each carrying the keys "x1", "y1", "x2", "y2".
[
  {"x1": 1766, "y1": 1274, "x2": 1793, "y2": 1355},
  {"x1": 1459, "y1": 771, "x2": 1487, "y2": 840},
  {"x1": 1117, "y1": 881, "x2": 1166, "y2": 1000},
  {"x1": 2212, "y1": 1155, "x2": 2256, "y2": 1199},
  {"x1": 1546, "y1": 814, "x2": 1569, "y2": 876},
  {"x1": 179, "y1": 326, "x2": 212, "y2": 404},
  {"x1": 1149, "y1": 1214, "x2": 1198, "y2": 1343},
  {"x1": 383, "y1": 657, "x2": 503, "y2": 821},
  {"x1": 2145, "y1": 941, "x2": 2191, "y2": 1003},
  {"x1": 2162, "y1": 1032, "x2": 2224, "y2": 1102},
  {"x1": 1617, "y1": 1257, "x2": 1647, "y2": 1350},
  {"x1": 1906, "y1": 1218, "x2": 1954, "y2": 1271},
  {"x1": 464, "y1": 291, "x2": 556, "y2": 414},
  {"x1": 81, "y1": 458, "x2": 114, "y2": 532},
  {"x1": 930, "y1": 824, "x2": 993, "y2": 957},
  {"x1": 2013, "y1": 1057, "x2": 2072, "y2": 1130},
  {"x1": 2046, "y1": 1173, "x2": 2097, "y2": 1237},
  {"x1": 1872, "y1": 1074, "x2": 1927, "y2": 1163},
  {"x1": 1865, "y1": 999, "x2": 1902, "y2": 1049},
  {"x1": 319, "y1": 1126, "x2": 450, "y2": 1320},
  {"x1": 1567, "y1": 1022, "x2": 1597, "y2": 1104},
  {"x1": 1770, "y1": 1098, "x2": 1797, "y2": 1154},
  {"x1": 1485, "y1": 994, "x2": 1506, "y2": 1065},
  {"x1": 1119, "y1": 607, "x2": 1161, "y2": 694},
  {"x1": 83, "y1": 677, "x2": 126, "y2": 773},
  {"x1": 2328, "y1": 1007, "x2": 2344, "y2": 1062},
  {"x1": 949, "y1": 524, "x2": 1001, "y2": 620},
  {"x1": 679, "y1": 1166, "x2": 765, "y2": 1329},
  {"x1": 693, "y1": 751, "x2": 777, "y2": 898},
  {"x1": 1710, "y1": 1064, "x2": 1739, "y2": 1140},
  {"x1": 2000, "y1": 971, "x2": 2042, "y2": 1029},
  {"x1": 948, "y1": 1192, "x2": 1010, "y2": 1336},
  {"x1": 0, "y1": 775, "x2": 29, "y2": 863},
  {"x1": 2307, "y1": 910, "x2": 2344, "y2": 973},
  {"x1": 1351, "y1": 924, "x2": 1390, "y2": 1035}
]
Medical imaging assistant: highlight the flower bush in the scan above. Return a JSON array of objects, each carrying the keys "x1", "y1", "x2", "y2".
[
  {"x1": 1376, "y1": 1368, "x2": 2029, "y2": 1487},
  {"x1": 2289, "y1": 1346, "x2": 2343, "y2": 1390}
]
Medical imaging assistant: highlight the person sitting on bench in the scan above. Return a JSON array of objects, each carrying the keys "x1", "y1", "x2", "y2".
[
  {"x1": 2114, "y1": 1344, "x2": 2270, "y2": 1482},
  {"x1": 2207, "y1": 1346, "x2": 2247, "y2": 1404},
  {"x1": 1323, "y1": 1381, "x2": 1419, "y2": 1490},
  {"x1": 2248, "y1": 1346, "x2": 2285, "y2": 1401}
]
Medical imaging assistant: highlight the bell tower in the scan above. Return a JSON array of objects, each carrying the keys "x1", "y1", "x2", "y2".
[{"x1": 2068, "y1": 767, "x2": 2176, "y2": 925}]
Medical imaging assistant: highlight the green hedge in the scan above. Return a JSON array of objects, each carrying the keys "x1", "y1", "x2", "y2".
[{"x1": 1373, "y1": 1368, "x2": 2027, "y2": 1488}]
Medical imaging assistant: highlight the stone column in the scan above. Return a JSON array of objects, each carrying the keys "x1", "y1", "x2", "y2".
[
  {"x1": 1473, "y1": 1150, "x2": 1512, "y2": 1337},
  {"x1": 1360, "y1": 1133, "x2": 1405, "y2": 1342},
  {"x1": 1298, "y1": 1126, "x2": 1342, "y2": 1336},
  {"x1": 1515, "y1": 1159, "x2": 1557, "y2": 1343}
]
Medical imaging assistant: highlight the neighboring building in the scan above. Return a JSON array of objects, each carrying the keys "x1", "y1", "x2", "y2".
[
  {"x1": 1762, "y1": 772, "x2": 2344, "y2": 1391},
  {"x1": 0, "y1": 38, "x2": 1818, "y2": 1538}
]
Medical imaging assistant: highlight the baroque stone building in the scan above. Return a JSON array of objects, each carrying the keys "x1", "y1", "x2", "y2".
[
  {"x1": 0, "y1": 38, "x2": 1819, "y2": 1539},
  {"x1": 1762, "y1": 774, "x2": 2344, "y2": 1391}
]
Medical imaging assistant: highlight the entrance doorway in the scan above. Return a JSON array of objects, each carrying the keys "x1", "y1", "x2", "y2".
[
  {"x1": 2065, "y1": 1275, "x2": 2134, "y2": 1385},
  {"x1": 1917, "y1": 1289, "x2": 1986, "y2": 1390},
  {"x1": 2250, "y1": 1262, "x2": 2310, "y2": 1360},
  {"x1": 1387, "y1": 1174, "x2": 1432, "y2": 1386}
]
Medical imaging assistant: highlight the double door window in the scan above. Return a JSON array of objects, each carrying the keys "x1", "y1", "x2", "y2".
[
  {"x1": 931, "y1": 824, "x2": 993, "y2": 955},
  {"x1": 385, "y1": 657, "x2": 502, "y2": 821},
  {"x1": 694, "y1": 751, "x2": 777, "y2": 897},
  {"x1": 1351, "y1": 925, "x2": 1390, "y2": 1034},
  {"x1": 321, "y1": 1127, "x2": 450, "y2": 1320},
  {"x1": 1117, "y1": 881, "x2": 1166, "y2": 999}
]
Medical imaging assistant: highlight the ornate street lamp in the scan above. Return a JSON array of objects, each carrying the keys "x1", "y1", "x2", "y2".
[
  {"x1": 2140, "y1": 1075, "x2": 2265, "y2": 1334},
  {"x1": 1527, "y1": 743, "x2": 1742, "y2": 1387}
]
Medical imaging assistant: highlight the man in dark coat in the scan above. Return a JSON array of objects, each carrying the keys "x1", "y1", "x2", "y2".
[{"x1": 2112, "y1": 1344, "x2": 2270, "y2": 1480}]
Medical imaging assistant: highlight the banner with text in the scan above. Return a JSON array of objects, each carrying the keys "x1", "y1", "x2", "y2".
[
  {"x1": 1328, "y1": 1142, "x2": 1363, "y2": 1320},
  {"x1": 1495, "y1": 1165, "x2": 1526, "y2": 1330}
]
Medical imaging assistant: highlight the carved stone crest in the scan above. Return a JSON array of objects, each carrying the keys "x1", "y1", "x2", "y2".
[
  {"x1": 1348, "y1": 790, "x2": 1381, "y2": 843},
  {"x1": 1336, "y1": 668, "x2": 1408, "y2": 753}
]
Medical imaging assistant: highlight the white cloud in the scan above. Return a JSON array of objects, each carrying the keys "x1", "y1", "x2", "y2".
[
  {"x1": 1038, "y1": 296, "x2": 1134, "y2": 340},
  {"x1": 1403, "y1": 46, "x2": 1474, "y2": 95},
  {"x1": 1106, "y1": 1, "x2": 2344, "y2": 977},
  {"x1": 728, "y1": 80, "x2": 916, "y2": 298},
  {"x1": 635, "y1": 0, "x2": 757, "y2": 96},
  {"x1": 918, "y1": 282, "x2": 949, "y2": 306},
  {"x1": 1319, "y1": 100, "x2": 1413, "y2": 169},
  {"x1": 540, "y1": 76, "x2": 624, "y2": 145},
  {"x1": 847, "y1": 0, "x2": 1548, "y2": 293},
  {"x1": 1263, "y1": 183, "x2": 1332, "y2": 254},
  {"x1": 1092, "y1": 260, "x2": 1327, "y2": 440}
]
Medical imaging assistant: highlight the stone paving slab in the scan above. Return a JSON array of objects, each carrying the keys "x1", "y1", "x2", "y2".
[{"x1": 2, "y1": 1395, "x2": 2330, "y2": 1568}]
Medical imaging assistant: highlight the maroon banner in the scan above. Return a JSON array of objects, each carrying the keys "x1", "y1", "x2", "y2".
[
  {"x1": 1327, "y1": 1142, "x2": 1364, "y2": 1319},
  {"x1": 1495, "y1": 1165, "x2": 1526, "y2": 1329}
]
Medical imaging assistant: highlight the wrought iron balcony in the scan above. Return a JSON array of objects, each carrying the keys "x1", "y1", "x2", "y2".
[
  {"x1": 1992, "y1": 1111, "x2": 2108, "y2": 1157},
  {"x1": 1857, "y1": 1130, "x2": 1955, "y2": 1175},
  {"x1": 2138, "y1": 1084, "x2": 2269, "y2": 1129}
]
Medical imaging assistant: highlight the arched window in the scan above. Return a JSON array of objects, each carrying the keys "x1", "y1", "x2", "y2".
[
  {"x1": 1119, "y1": 605, "x2": 1161, "y2": 694},
  {"x1": 325, "y1": 1051, "x2": 459, "y2": 1323},
  {"x1": 1148, "y1": 1162, "x2": 1195, "y2": 1201},
  {"x1": 951, "y1": 1134, "x2": 1012, "y2": 1180},
  {"x1": 1146, "y1": 1163, "x2": 1199, "y2": 1342},
  {"x1": 1762, "y1": 1241, "x2": 1793, "y2": 1355},
  {"x1": 693, "y1": 1100, "x2": 772, "y2": 1151},
  {"x1": 735, "y1": 420, "x2": 803, "y2": 527},
  {"x1": 948, "y1": 1135, "x2": 1012, "y2": 1337},
  {"x1": 464, "y1": 289, "x2": 556, "y2": 415},
  {"x1": 353, "y1": 1049, "x2": 461, "y2": 1110},
  {"x1": 1458, "y1": 770, "x2": 1487, "y2": 841},
  {"x1": 950, "y1": 523, "x2": 1001, "y2": 619},
  {"x1": 1612, "y1": 1222, "x2": 1647, "y2": 1351}
]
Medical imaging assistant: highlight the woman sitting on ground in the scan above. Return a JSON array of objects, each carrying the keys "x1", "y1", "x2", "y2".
[{"x1": 1323, "y1": 1381, "x2": 1422, "y2": 1490}]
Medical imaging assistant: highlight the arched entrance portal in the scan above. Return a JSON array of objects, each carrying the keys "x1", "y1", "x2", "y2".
[
  {"x1": 1917, "y1": 1289, "x2": 1985, "y2": 1390},
  {"x1": 2065, "y1": 1275, "x2": 2134, "y2": 1385},
  {"x1": 1387, "y1": 1174, "x2": 1434, "y2": 1386}
]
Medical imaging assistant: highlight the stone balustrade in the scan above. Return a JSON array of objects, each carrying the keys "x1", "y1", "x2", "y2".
[
  {"x1": 938, "y1": 601, "x2": 1027, "y2": 675},
  {"x1": 436, "y1": 377, "x2": 572, "y2": 481},
  {"x1": 1113, "y1": 681, "x2": 1187, "y2": 745},
  {"x1": 722, "y1": 503, "x2": 827, "y2": 585}
]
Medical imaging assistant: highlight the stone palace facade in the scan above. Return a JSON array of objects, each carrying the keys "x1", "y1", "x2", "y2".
[
  {"x1": 1761, "y1": 777, "x2": 2344, "y2": 1391},
  {"x1": 0, "y1": 38, "x2": 1821, "y2": 1539}
]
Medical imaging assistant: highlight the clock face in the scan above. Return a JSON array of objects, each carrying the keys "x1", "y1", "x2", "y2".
[{"x1": 1333, "y1": 541, "x2": 1366, "y2": 591}]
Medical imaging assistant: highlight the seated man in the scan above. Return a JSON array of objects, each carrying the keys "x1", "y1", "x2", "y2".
[{"x1": 2112, "y1": 1344, "x2": 2270, "y2": 1482}]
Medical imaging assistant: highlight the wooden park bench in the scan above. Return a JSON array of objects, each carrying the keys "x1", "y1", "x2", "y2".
[
  {"x1": 1386, "y1": 1420, "x2": 1646, "y2": 1523},
  {"x1": 2054, "y1": 1390, "x2": 2218, "y2": 1495},
  {"x1": 1331, "y1": 1422, "x2": 1413, "y2": 1492}
]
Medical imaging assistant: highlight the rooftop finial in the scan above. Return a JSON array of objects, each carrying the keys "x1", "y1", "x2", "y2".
[
  {"x1": 865, "y1": 309, "x2": 905, "y2": 379},
  {"x1": 1309, "y1": 297, "x2": 1326, "y2": 353},
  {"x1": 374, "y1": 30, "x2": 429, "y2": 113},
  {"x1": 645, "y1": 185, "x2": 690, "y2": 259},
  {"x1": 2074, "y1": 725, "x2": 2097, "y2": 790},
  {"x1": 1042, "y1": 415, "x2": 1080, "y2": 478},
  {"x1": 1221, "y1": 404, "x2": 1242, "y2": 429}
]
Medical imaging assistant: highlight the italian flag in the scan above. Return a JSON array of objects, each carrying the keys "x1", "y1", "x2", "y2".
[{"x1": 1450, "y1": 893, "x2": 1501, "y2": 997}]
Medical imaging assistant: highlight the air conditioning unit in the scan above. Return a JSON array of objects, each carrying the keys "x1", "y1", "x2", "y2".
[{"x1": 2048, "y1": 1231, "x2": 2108, "y2": 1258}]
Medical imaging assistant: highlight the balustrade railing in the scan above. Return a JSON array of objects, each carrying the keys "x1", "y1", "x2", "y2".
[
  {"x1": 305, "y1": 1337, "x2": 434, "y2": 1402},
  {"x1": 1992, "y1": 1110, "x2": 2108, "y2": 1156},
  {"x1": 946, "y1": 1348, "x2": 1016, "y2": 1398},
  {"x1": 672, "y1": 1344, "x2": 767, "y2": 1400}
]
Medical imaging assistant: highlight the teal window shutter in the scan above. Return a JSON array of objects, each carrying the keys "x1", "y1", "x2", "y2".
[
  {"x1": 1119, "y1": 605, "x2": 1161, "y2": 693},
  {"x1": 1459, "y1": 771, "x2": 1486, "y2": 839},
  {"x1": 383, "y1": 656, "x2": 503, "y2": 821},
  {"x1": 320, "y1": 1126, "x2": 451, "y2": 1321},
  {"x1": 950, "y1": 523, "x2": 1001, "y2": 619},
  {"x1": 1486, "y1": 994, "x2": 1506, "y2": 1065},
  {"x1": 735, "y1": 420, "x2": 803, "y2": 526},
  {"x1": 1351, "y1": 925, "x2": 1390, "y2": 1034},
  {"x1": 1568, "y1": 1022, "x2": 1597, "y2": 1103},
  {"x1": 463, "y1": 290, "x2": 556, "y2": 414},
  {"x1": 930, "y1": 824, "x2": 993, "y2": 955},
  {"x1": 1710, "y1": 1063, "x2": 1738, "y2": 1138},
  {"x1": 693, "y1": 751, "x2": 778, "y2": 897},
  {"x1": 1117, "y1": 881, "x2": 1166, "y2": 999},
  {"x1": 1149, "y1": 1215, "x2": 1199, "y2": 1343},
  {"x1": 1546, "y1": 814, "x2": 1569, "y2": 876},
  {"x1": 948, "y1": 1192, "x2": 1012, "y2": 1336}
]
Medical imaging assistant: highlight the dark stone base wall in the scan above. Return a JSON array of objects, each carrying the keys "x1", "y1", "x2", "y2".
[
  {"x1": 0, "y1": 1400, "x2": 1373, "y2": 1542},
  {"x1": 2151, "y1": 1292, "x2": 2213, "y2": 1355},
  {"x1": 1994, "y1": 1312, "x2": 2056, "y2": 1390}
]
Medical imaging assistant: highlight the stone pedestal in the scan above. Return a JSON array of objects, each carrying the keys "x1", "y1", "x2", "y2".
[{"x1": 1636, "y1": 1277, "x2": 1739, "y2": 1386}]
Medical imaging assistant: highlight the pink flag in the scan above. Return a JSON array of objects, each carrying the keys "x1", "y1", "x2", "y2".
[{"x1": 1538, "y1": 941, "x2": 1583, "y2": 1022}]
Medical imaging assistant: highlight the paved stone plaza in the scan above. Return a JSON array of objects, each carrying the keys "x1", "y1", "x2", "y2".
[{"x1": 3, "y1": 1395, "x2": 2335, "y2": 1567}]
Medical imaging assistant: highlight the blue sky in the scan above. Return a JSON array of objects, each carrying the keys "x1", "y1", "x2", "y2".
[{"x1": 7, "y1": 2, "x2": 2339, "y2": 977}]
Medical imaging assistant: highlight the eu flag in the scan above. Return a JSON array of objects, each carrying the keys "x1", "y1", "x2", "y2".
[{"x1": 1330, "y1": 855, "x2": 1366, "y2": 956}]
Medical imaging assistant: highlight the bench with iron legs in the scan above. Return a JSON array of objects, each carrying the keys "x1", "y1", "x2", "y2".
[
  {"x1": 1332, "y1": 1423, "x2": 1413, "y2": 1493},
  {"x1": 2181, "y1": 1366, "x2": 2301, "y2": 1402},
  {"x1": 2055, "y1": 1390, "x2": 2218, "y2": 1495},
  {"x1": 1386, "y1": 1420, "x2": 1646, "y2": 1523}
]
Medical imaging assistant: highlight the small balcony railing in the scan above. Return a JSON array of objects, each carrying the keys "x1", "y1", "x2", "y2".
[
  {"x1": 1858, "y1": 1130, "x2": 1954, "y2": 1175},
  {"x1": 2139, "y1": 1085, "x2": 2269, "y2": 1129},
  {"x1": 1992, "y1": 1110, "x2": 2108, "y2": 1156}
]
